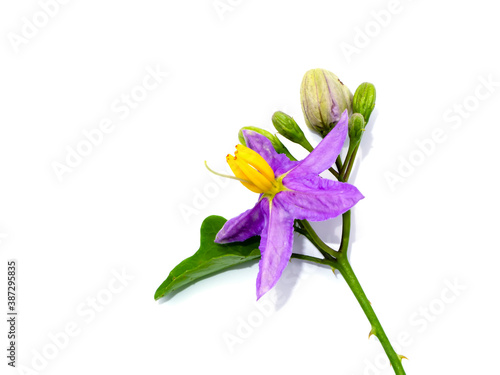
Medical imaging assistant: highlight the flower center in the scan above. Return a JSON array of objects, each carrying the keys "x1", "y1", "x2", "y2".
[{"x1": 226, "y1": 144, "x2": 285, "y2": 196}]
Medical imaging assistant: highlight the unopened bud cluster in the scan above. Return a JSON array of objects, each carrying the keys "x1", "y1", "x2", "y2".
[{"x1": 236, "y1": 68, "x2": 376, "y2": 157}]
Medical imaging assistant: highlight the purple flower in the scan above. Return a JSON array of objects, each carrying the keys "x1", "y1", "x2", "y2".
[{"x1": 215, "y1": 111, "x2": 363, "y2": 299}]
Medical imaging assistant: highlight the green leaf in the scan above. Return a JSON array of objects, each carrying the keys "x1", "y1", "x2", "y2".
[{"x1": 154, "y1": 215, "x2": 261, "y2": 300}]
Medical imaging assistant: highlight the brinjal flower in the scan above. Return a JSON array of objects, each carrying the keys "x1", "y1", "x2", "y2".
[{"x1": 214, "y1": 111, "x2": 364, "y2": 299}]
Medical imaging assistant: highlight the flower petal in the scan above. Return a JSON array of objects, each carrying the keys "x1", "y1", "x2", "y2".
[
  {"x1": 256, "y1": 199, "x2": 294, "y2": 299},
  {"x1": 242, "y1": 130, "x2": 298, "y2": 176},
  {"x1": 286, "y1": 110, "x2": 348, "y2": 178},
  {"x1": 277, "y1": 175, "x2": 363, "y2": 221},
  {"x1": 215, "y1": 198, "x2": 267, "y2": 244}
]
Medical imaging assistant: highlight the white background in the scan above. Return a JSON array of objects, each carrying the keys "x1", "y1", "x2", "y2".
[{"x1": 1, "y1": 1, "x2": 499, "y2": 374}]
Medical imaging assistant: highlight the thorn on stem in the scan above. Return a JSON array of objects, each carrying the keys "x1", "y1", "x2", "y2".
[
  {"x1": 390, "y1": 355, "x2": 408, "y2": 367},
  {"x1": 368, "y1": 327, "x2": 377, "y2": 339}
]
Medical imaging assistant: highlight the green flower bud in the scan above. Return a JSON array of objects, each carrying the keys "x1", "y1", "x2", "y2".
[
  {"x1": 271, "y1": 111, "x2": 312, "y2": 151},
  {"x1": 353, "y1": 82, "x2": 376, "y2": 123},
  {"x1": 238, "y1": 126, "x2": 291, "y2": 156},
  {"x1": 300, "y1": 68, "x2": 353, "y2": 137},
  {"x1": 348, "y1": 113, "x2": 365, "y2": 145}
]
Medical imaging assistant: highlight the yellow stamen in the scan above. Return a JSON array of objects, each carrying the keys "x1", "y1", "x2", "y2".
[
  {"x1": 233, "y1": 156, "x2": 273, "y2": 192},
  {"x1": 206, "y1": 144, "x2": 287, "y2": 197},
  {"x1": 235, "y1": 144, "x2": 275, "y2": 182},
  {"x1": 226, "y1": 155, "x2": 264, "y2": 193}
]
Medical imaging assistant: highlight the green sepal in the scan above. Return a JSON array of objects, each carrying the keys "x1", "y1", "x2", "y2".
[{"x1": 154, "y1": 215, "x2": 261, "y2": 300}]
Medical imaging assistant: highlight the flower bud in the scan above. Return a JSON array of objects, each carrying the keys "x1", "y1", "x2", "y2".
[
  {"x1": 238, "y1": 126, "x2": 292, "y2": 157},
  {"x1": 353, "y1": 82, "x2": 376, "y2": 123},
  {"x1": 348, "y1": 113, "x2": 365, "y2": 145},
  {"x1": 271, "y1": 111, "x2": 312, "y2": 151},
  {"x1": 300, "y1": 68, "x2": 353, "y2": 136}
]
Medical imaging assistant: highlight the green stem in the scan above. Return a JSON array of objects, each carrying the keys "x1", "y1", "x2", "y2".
[
  {"x1": 334, "y1": 253, "x2": 407, "y2": 375},
  {"x1": 297, "y1": 220, "x2": 338, "y2": 259},
  {"x1": 328, "y1": 167, "x2": 341, "y2": 181},
  {"x1": 300, "y1": 138, "x2": 314, "y2": 153},
  {"x1": 343, "y1": 144, "x2": 359, "y2": 181},
  {"x1": 287, "y1": 117, "x2": 403, "y2": 371},
  {"x1": 290, "y1": 253, "x2": 332, "y2": 266},
  {"x1": 340, "y1": 143, "x2": 356, "y2": 177},
  {"x1": 301, "y1": 214, "x2": 406, "y2": 374},
  {"x1": 294, "y1": 225, "x2": 331, "y2": 259},
  {"x1": 339, "y1": 210, "x2": 351, "y2": 253},
  {"x1": 335, "y1": 155, "x2": 343, "y2": 179}
]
